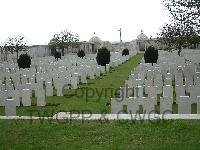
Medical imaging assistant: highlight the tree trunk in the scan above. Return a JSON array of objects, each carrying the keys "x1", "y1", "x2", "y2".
[
  {"x1": 62, "y1": 48, "x2": 64, "y2": 56},
  {"x1": 178, "y1": 48, "x2": 181, "y2": 56},
  {"x1": 5, "y1": 49, "x2": 8, "y2": 61},
  {"x1": 17, "y1": 51, "x2": 19, "y2": 60}
]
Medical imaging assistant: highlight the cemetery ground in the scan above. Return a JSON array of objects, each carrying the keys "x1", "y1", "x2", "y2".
[
  {"x1": 0, "y1": 54, "x2": 143, "y2": 116},
  {"x1": 1, "y1": 54, "x2": 200, "y2": 149},
  {"x1": 0, "y1": 53, "x2": 197, "y2": 116}
]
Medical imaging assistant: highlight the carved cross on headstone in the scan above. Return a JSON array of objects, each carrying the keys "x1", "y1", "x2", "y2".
[
  {"x1": 135, "y1": 86, "x2": 139, "y2": 98},
  {"x1": 120, "y1": 84, "x2": 131, "y2": 100}
]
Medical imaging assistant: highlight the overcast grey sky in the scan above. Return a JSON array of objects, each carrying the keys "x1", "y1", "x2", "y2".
[{"x1": 0, "y1": 0, "x2": 170, "y2": 45}]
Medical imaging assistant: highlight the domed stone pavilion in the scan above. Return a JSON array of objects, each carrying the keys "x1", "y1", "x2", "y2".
[
  {"x1": 89, "y1": 35, "x2": 103, "y2": 53},
  {"x1": 136, "y1": 30, "x2": 149, "y2": 53}
]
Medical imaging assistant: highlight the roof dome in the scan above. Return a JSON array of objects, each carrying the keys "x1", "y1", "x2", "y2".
[
  {"x1": 89, "y1": 36, "x2": 102, "y2": 45},
  {"x1": 137, "y1": 30, "x2": 148, "y2": 40}
]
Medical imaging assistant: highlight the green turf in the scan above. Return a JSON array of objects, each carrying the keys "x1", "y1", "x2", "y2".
[
  {"x1": 0, "y1": 120, "x2": 200, "y2": 149},
  {"x1": 0, "y1": 54, "x2": 144, "y2": 116}
]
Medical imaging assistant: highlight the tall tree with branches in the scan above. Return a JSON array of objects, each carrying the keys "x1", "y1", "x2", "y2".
[
  {"x1": 158, "y1": 0, "x2": 200, "y2": 55},
  {"x1": 164, "y1": 0, "x2": 200, "y2": 31},
  {"x1": 53, "y1": 30, "x2": 79, "y2": 56},
  {"x1": 4, "y1": 35, "x2": 27, "y2": 60}
]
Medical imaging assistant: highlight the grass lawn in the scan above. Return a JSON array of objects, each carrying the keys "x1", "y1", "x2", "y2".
[
  {"x1": 0, "y1": 120, "x2": 200, "y2": 149},
  {"x1": 0, "y1": 54, "x2": 143, "y2": 116}
]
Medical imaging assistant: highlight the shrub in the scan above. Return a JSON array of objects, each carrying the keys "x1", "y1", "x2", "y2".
[
  {"x1": 77, "y1": 50, "x2": 85, "y2": 58},
  {"x1": 122, "y1": 48, "x2": 129, "y2": 56},
  {"x1": 96, "y1": 47, "x2": 110, "y2": 69},
  {"x1": 54, "y1": 51, "x2": 61, "y2": 60},
  {"x1": 17, "y1": 53, "x2": 31, "y2": 69},
  {"x1": 144, "y1": 45, "x2": 158, "y2": 65}
]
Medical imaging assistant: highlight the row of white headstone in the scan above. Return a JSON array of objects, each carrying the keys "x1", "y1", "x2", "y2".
[
  {"x1": 0, "y1": 52, "x2": 135, "y2": 91},
  {"x1": 111, "y1": 51, "x2": 200, "y2": 114},
  {"x1": 111, "y1": 96, "x2": 200, "y2": 114}
]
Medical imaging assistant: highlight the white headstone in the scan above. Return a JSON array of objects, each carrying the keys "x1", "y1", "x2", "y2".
[
  {"x1": 0, "y1": 91, "x2": 7, "y2": 106},
  {"x1": 175, "y1": 85, "x2": 185, "y2": 104},
  {"x1": 160, "y1": 97, "x2": 173, "y2": 114},
  {"x1": 164, "y1": 78, "x2": 172, "y2": 86},
  {"x1": 12, "y1": 90, "x2": 20, "y2": 106},
  {"x1": 36, "y1": 89, "x2": 46, "y2": 106},
  {"x1": 188, "y1": 85, "x2": 200, "y2": 104},
  {"x1": 111, "y1": 98, "x2": 124, "y2": 114},
  {"x1": 197, "y1": 96, "x2": 200, "y2": 114},
  {"x1": 22, "y1": 89, "x2": 31, "y2": 106},
  {"x1": 5, "y1": 98, "x2": 16, "y2": 116},
  {"x1": 71, "y1": 77, "x2": 78, "y2": 89},
  {"x1": 57, "y1": 82, "x2": 64, "y2": 96},
  {"x1": 177, "y1": 96, "x2": 191, "y2": 114},
  {"x1": 127, "y1": 98, "x2": 139, "y2": 114},
  {"x1": 145, "y1": 86, "x2": 158, "y2": 102},
  {"x1": 163, "y1": 85, "x2": 173, "y2": 99},
  {"x1": 80, "y1": 74, "x2": 87, "y2": 84},
  {"x1": 106, "y1": 64, "x2": 110, "y2": 71},
  {"x1": 134, "y1": 86, "x2": 143, "y2": 98},
  {"x1": 46, "y1": 82, "x2": 53, "y2": 96},
  {"x1": 142, "y1": 97, "x2": 155, "y2": 114}
]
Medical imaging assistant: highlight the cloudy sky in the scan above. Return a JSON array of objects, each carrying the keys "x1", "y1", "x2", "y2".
[{"x1": 0, "y1": 0, "x2": 170, "y2": 45}]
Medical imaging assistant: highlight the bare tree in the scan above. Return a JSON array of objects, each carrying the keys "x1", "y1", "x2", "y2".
[
  {"x1": 158, "y1": 22, "x2": 199, "y2": 55},
  {"x1": 158, "y1": 0, "x2": 200, "y2": 55},
  {"x1": 53, "y1": 30, "x2": 79, "y2": 56},
  {"x1": 163, "y1": 0, "x2": 199, "y2": 32},
  {"x1": 4, "y1": 35, "x2": 27, "y2": 59}
]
